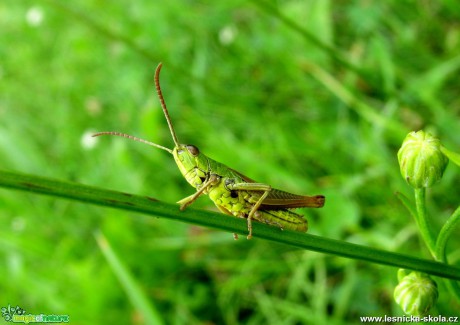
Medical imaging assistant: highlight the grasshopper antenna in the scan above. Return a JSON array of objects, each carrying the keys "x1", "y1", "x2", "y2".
[
  {"x1": 92, "y1": 132, "x2": 173, "y2": 154},
  {"x1": 155, "y1": 63, "x2": 180, "y2": 148}
]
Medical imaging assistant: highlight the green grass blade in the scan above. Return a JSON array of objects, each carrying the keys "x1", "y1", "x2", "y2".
[
  {"x1": 395, "y1": 191, "x2": 418, "y2": 221},
  {"x1": 1, "y1": 169, "x2": 460, "y2": 281},
  {"x1": 95, "y1": 231, "x2": 164, "y2": 325},
  {"x1": 441, "y1": 146, "x2": 460, "y2": 167}
]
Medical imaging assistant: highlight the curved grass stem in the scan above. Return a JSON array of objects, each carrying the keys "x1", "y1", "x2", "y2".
[{"x1": 1, "y1": 169, "x2": 460, "y2": 281}]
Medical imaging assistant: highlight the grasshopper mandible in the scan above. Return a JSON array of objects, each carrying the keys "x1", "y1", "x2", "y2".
[{"x1": 94, "y1": 63, "x2": 325, "y2": 239}]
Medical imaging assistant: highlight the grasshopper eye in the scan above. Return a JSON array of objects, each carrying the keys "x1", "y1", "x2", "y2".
[{"x1": 186, "y1": 145, "x2": 200, "y2": 156}]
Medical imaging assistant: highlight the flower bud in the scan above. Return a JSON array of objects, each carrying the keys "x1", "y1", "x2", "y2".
[
  {"x1": 398, "y1": 130, "x2": 448, "y2": 188},
  {"x1": 394, "y1": 270, "x2": 438, "y2": 316}
]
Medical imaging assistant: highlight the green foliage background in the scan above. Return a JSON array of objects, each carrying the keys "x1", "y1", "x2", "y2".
[{"x1": 1, "y1": 0, "x2": 459, "y2": 323}]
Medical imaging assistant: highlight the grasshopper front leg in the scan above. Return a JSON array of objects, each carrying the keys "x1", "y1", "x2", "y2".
[
  {"x1": 177, "y1": 174, "x2": 220, "y2": 210},
  {"x1": 225, "y1": 181, "x2": 272, "y2": 239}
]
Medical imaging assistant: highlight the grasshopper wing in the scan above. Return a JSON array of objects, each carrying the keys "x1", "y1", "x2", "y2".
[
  {"x1": 260, "y1": 188, "x2": 325, "y2": 209},
  {"x1": 229, "y1": 168, "x2": 325, "y2": 209}
]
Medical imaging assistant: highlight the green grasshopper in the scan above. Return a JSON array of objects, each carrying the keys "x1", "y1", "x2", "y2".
[{"x1": 94, "y1": 63, "x2": 325, "y2": 239}]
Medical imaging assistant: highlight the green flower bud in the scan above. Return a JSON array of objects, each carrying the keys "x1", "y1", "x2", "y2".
[
  {"x1": 394, "y1": 270, "x2": 438, "y2": 317},
  {"x1": 398, "y1": 130, "x2": 448, "y2": 188}
]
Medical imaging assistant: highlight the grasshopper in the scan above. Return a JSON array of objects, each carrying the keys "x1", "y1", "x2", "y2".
[{"x1": 94, "y1": 63, "x2": 325, "y2": 239}]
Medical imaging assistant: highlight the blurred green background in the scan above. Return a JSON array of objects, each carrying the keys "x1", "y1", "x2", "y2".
[{"x1": 1, "y1": 0, "x2": 459, "y2": 323}]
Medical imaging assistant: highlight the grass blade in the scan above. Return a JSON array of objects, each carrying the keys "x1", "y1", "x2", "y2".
[
  {"x1": 1, "y1": 169, "x2": 459, "y2": 281},
  {"x1": 95, "y1": 231, "x2": 164, "y2": 325}
]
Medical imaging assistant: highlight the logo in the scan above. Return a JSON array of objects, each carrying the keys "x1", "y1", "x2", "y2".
[{"x1": 1, "y1": 305, "x2": 69, "y2": 323}]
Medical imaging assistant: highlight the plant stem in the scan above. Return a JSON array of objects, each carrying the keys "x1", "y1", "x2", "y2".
[
  {"x1": 414, "y1": 188, "x2": 436, "y2": 257},
  {"x1": 436, "y1": 206, "x2": 460, "y2": 300},
  {"x1": 1, "y1": 169, "x2": 460, "y2": 281},
  {"x1": 414, "y1": 188, "x2": 460, "y2": 300},
  {"x1": 436, "y1": 206, "x2": 460, "y2": 261}
]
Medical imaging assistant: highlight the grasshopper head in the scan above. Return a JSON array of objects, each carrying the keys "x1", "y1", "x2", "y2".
[
  {"x1": 173, "y1": 144, "x2": 200, "y2": 175},
  {"x1": 173, "y1": 144, "x2": 210, "y2": 188}
]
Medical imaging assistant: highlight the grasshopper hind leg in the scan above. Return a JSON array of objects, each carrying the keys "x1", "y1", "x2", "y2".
[
  {"x1": 224, "y1": 181, "x2": 273, "y2": 240},
  {"x1": 246, "y1": 189, "x2": 270, "y2": 239}
]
